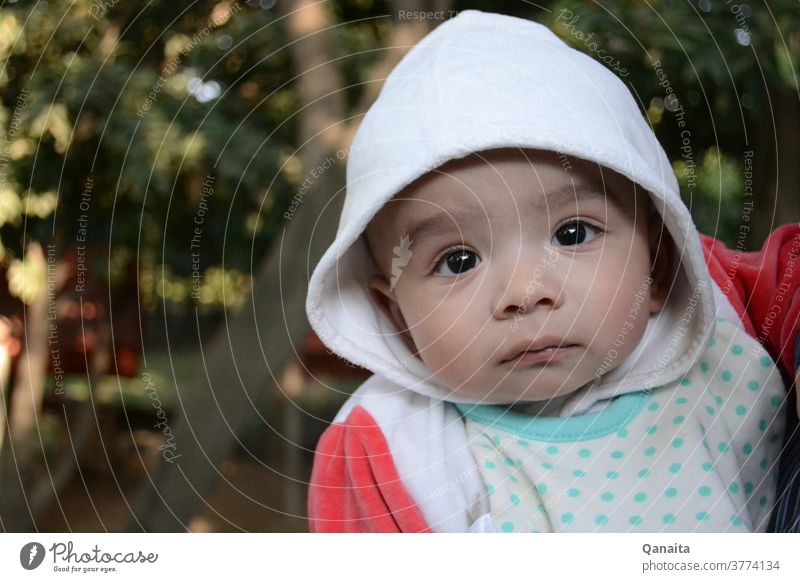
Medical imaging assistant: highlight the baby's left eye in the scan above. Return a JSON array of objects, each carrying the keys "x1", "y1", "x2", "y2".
[{"x1": 552, "y1": 220, "x2": 598, "y2": 246}]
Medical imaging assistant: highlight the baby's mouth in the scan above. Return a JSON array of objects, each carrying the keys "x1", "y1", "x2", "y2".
[{"x1": 501, "y1": 343, "x2": 578, "y2": 366}]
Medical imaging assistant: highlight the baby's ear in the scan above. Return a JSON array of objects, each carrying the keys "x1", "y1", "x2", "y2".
[
  {"x1": 367, "y1": 275, "x2": 418, "y2": 355},
  {"x1": 647, "y1": 212, "x2": 673, "y2": 314}
]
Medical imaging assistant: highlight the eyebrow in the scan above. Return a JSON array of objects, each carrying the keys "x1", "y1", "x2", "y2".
[{"x1": 403, "y1": 183, "x2": 611, "y2": 244}]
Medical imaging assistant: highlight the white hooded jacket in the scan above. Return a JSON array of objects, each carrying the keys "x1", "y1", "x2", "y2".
[{"x1": 304, "y1": 10, "x2": 788, "y2": 532}]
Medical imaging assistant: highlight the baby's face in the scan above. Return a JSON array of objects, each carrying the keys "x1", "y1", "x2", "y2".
[{"x1": 366, "y1": 149, "x2": 665, "y2": 404}]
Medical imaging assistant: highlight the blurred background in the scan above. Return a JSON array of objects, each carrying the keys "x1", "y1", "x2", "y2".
[{"x1": 0, "y1": 0, "x2": 797, "y2": 532}]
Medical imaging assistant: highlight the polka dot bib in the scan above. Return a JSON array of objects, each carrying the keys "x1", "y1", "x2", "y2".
[{"x1": 457, "y1": 319, "x2": 786, "y2": 532}]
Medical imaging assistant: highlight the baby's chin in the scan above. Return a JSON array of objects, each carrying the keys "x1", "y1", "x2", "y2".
[{"x1": 443, "y1": 378, "x2": 589, "y2": 405}]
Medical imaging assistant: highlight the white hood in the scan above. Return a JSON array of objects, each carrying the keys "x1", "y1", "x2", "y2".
[{"x1": 305, "y1": 10, "x2": 715, "y2": 413}]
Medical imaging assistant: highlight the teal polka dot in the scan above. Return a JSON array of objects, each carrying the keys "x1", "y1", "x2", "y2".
[
  {"x1": 680, "y1": 378, "x2": 691, "y2": 386},
  {"x1": 771, "y1": 395, "x2": 782, "y2": 407},
  {"x1": 484, "y1": 461, "x2": 496, "y2": 469},
  {"x1": 510, "y1": 494, "x2": 520, "y2": 506},
  {"x1": 517, "y1": 439, "x2": 529, "y2": 447},
  {"x1": 760, "y1": 356, "x2": 772, "y2": 368},
  {"x1": 705, "y1": 405, "x2": 715, "y2": 416},
  {"x1": 501, "y1": 521, "x2": 514, "y2": 532},
  {"x1": 561, "y1": 512, "x2": 574, "y2": 524},
  {"x1": 578, "y1": 448, "x2": 591, "y2": 458},
  {"x1": 709, "y1": 336, "x2": 717, "y2": 346},
  {"x1": 611, "y1": 451, "x2": 624, "y2": 460},
  {"x1": 760, "y1": 458, "x2": 769, "y2": 471},
  {"x1": 696, "y1": 512, "x2": 709, "y2": 521},
  {"x1": 744, "y1": 482, "x2": 754, "y2": 494},
  {"x1": 759, "y1": 419, "x2": 768, "y2": 431},
  {"x1": 504, "y1": 458, "x2": 515, "y2": 467},
  {"x1": 536, "y1": 484, "x2": 547, "y2": 495},
  {"x1": 735, "y1": 405, "x2": 747, "y2": 416},
  {"x1": 721, "y1": 370, "x2": 732, "y2": 382},
  {"x1": 634, "y1": 492, "x2": 647, "y2": 502},
  {"x1": 669, "y1": 463, "x2": 682, "y2": 474},
  {"x1": 743, "y1": 444, "x2": 753, "y2": 455},
  {"x1": 573, "y1": 469, "x2": 586, "y2": 478},
  {"x1": 509, "y1": 474, "x2": 518, "y2": 483},
  {"x1": 729, "y1": 483, "x2": 740, "y2": 494},
  {"x1": 567, "y1": 488, "x2": 580, "y2": 498},
  {"x1": 542, "y1": 462, "x2": 554, "y2": 470},
  {"x1": 676, "y1": 397, "x2": 688, "y2": 404},
  {"x1": 759, "y1": 496, "x2": 768, "y2": 507},
  {"x1": 732, "y1": 344, "x2": 743, "y2": 355},
  {"x1": 617, "y1": 428, "x2": 629, "y2": 438},
  {"x1": 665, "y1": 487, "x2": 678, "y2": 498},
  {"x1": 644, "y1": 447, "x2": 656, "y2": 457},
  {"x1": 601, "y1": 492, "x2": 614, "y2": 502},
  {"x1": 536, "y1": 504, "x2": 547, "y2": 515},
  {"x1": 715, "y1": 395, "x2": 723, "y2": 405},
  {"x1": 663, "y1": 513, "x2": 676, "y2": 524},
  {"x1": 606, "y1": 471, "x2": 619, "y2": 480},
  {"x1": 595, "y1": 515, "x2": 609, "y2": 525},
  {"x1": 545, "y1": 446, "x2": 558, "y2": 455},
  {"x1": 490, "y1": 435, "x2": 501, "y2": 445},
  {"x1": 646, "y1": 425, "x2": 657, "y2": 435},
  {"x1": 629, "y1": 516, "x2": 643, "y2": 526},
  {"x1": 770, "y1": 433, "x2": 780, "y2": 444},
  {"x1": 672, "y1": 438, "x2": 684, "y2": 448},
  {"x1": 698, "y1": 486, "x2": 711, "y2": 497},
  {"x1": 702, "y1": 462, "x2": 714, "y2": 472},
  {"x1": 673, "y1": 415, "x2": 685, "y2": 425},
  {"x1": 638, "y1": 469, "x2": 651, "y2": 478},
  {"x1": 700, "y1": 361, "x2": 709, "y2": 373},
  {"x1": 487, "y1": 484, "x2": 495, "y2": 496},
  {"x1": 731, "y1": 515, "x2": 743, "y2": 526},
  {"x1": 747, "y1": 380, "x2": 759, "y2": 392},
  {"x1": 648, "y1": 402, "x2": 660, "y2": 412},
  {"x1": 718, "y1": 442, "x2": 729, "y2": 453}
]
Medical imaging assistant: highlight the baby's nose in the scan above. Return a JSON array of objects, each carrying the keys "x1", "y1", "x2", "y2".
[{"x1": 492, "y1": 256, "x2": 563, "y2": 320}]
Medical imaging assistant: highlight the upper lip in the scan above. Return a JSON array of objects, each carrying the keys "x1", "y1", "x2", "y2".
[{"x1": 500, "y1": 337, "x2": 575, "y2": 363}]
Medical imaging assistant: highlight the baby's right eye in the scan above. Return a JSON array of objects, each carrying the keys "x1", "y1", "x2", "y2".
[{"x1": 434, "y1": 248, "x2": 482, "y2": 276}]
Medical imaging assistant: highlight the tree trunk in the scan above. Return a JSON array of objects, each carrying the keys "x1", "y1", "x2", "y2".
[
  {"x1": 0, "y1": 241, "x2": 48, "y2": 530},
  {"x1": 125, "y1": 0, "x2": 348, "y2": 532}
]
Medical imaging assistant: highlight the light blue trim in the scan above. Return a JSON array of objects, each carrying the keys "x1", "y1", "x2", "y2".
[{"x1": 454, "y1": 391, "x2": 650, "y2": 442}]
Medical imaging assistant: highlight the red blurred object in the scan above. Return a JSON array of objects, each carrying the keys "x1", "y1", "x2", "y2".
[
  {"x1": 298, "y1": 330, "x2": 370, "y2": 380},
  {"x1": 0, "y1": 245, "x2": 141, "y2": 381}
]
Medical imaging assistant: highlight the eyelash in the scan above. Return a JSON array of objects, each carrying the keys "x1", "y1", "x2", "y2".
[{"x1": 428, "y1": 218, "x2": 605, "y2": 276}]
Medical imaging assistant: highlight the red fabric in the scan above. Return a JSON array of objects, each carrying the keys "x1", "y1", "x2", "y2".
[
  {"x1": 307, "y1": 405, "x2": 430, "y2": 532},
  {"x1": 701, "y1": 224, "x2": 800, "y2": 377}
]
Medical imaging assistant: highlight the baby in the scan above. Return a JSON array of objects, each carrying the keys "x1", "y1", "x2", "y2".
[{"x1": 305, "y1": 10, "x2": 800, "y2": 532}]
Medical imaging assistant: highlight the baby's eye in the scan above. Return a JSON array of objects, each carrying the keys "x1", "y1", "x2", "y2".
[
  {"x1": 552, "y1": 220, "x2": 598, "y2": 246},
  {"x1": 434, "y1": 248, "x2": 482, "y2": 276}
]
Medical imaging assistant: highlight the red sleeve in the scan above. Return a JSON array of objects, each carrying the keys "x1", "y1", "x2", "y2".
[
  {"x1": 701, "y1": 223, "x2": 800, "y2": 376},
  {"x1": 307, "y1": 405, "x2": 430, "y2": 533}
]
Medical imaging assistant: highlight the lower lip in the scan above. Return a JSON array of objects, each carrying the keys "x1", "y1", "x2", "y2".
[{"x1": 507, "y1": 346, "x2": 573, "y2": 366}]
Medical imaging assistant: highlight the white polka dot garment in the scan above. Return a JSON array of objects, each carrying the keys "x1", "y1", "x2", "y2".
[{"x1": 458, "y1": 319, "x2": 786, "y2": 532}]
